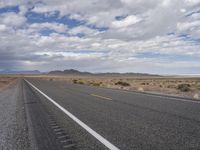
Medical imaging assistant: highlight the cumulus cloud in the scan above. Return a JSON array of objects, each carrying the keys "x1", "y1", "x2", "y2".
[
  {"x1": 0, "y1": 12, "x2": 26, "y2": 27},
  {"x1": 0, "y1": 0, "x2": 199, "y2": 74},
  {"x1": 29, "y1": 22, "x2": 68, "y2": 33},
  {"x1": 111, "y1": 15, "x2": 142, "y2": 28}
]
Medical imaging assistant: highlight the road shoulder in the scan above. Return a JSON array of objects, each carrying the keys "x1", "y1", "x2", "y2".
[{"x1": 0, "y1": 79, "x2": 30, "y2": 150}]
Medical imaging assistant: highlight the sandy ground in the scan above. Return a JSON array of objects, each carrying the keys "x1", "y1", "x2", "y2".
[{"x1": 29, "y1": 75, "x2": 200, "y2": 100}]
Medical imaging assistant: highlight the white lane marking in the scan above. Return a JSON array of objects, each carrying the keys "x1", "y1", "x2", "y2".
[
  {"x1": 134, "y1": 92, "x2": 200, "y2": 104},
  {"x1": 25, "y1": 79, "x2": 120, "y2": 150},
  {"x1": 110, "y1": 88, "x2": 200, "y2": 104}
]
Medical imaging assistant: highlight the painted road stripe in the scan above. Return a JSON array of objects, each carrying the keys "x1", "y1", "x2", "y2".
[
  {"x1": 105, "y1": 86, "x2": 200, "y2": 104},
  {"x1": 130, "y1": 91, "x2": 200, "y2": 104},
  {"x1": 90, "y1": 94, "x2": 112, "y2": 100},
  {"x1": 25, "y1": 79, "x2": 120, "y2": 150}
]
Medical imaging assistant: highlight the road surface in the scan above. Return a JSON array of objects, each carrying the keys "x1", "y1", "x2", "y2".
[{"x1": 1, "y1": 78, "x2": 200, "y2": 150}]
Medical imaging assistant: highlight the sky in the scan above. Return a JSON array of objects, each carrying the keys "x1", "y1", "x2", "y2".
[{"x1": 0, "y1": 0, "x2": 200, "y2": 74}]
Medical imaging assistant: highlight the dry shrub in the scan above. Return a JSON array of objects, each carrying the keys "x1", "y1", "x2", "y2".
[
  {"x1": 77, "y1": 81, "x2": 84, "y2": 84},
  {"x1": 115, "y1": 81, "x2": 130, "y2": 86},
  {"x1": 73, "y1": 79, "x2": 78, "y2": 84},
  {"x1": 73, "y1": 79, "x2": 84, "y2": 84},
  {"x1": 177, "y1": 84, "x2": 190, "y2": 92},
  {"x1": 91, "y1": 82, "x2": 101, "y2": 86}
]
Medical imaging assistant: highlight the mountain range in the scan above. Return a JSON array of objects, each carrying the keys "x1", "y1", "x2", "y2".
[
  {"x1": 48, "y1": 69, "x2": 160, "y2": 77},
  {"x1": 0, "y1": 69, "x2": 160, "y2": 77}
]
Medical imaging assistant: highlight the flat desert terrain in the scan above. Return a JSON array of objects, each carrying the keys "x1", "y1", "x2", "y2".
[{"x1": 29, "y1": 75, "x2": 200, "y2": 100}]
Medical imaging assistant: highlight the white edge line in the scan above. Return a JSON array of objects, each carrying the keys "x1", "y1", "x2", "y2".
[
  {"x1": 24, "y1": 79, "x2": 120, "y2": 150},
  {"x1": 118, "y1": 88, "x2": 200, "y2": 104},
  {"x1": 137, "y1": 92, "x2": 200, "y2": 104}
]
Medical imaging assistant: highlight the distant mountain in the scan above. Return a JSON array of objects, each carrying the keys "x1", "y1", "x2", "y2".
[
  {"x1": 49, "y1": 69, "x2": 92, "y2": 75},
  {"x1": 48, "y1": 69, "x2": 160, "y2": 77},
  {"x1": 95, "y1": 72, "x2": 160, "y2": 77},
  {"x1": 0, "y1": 70, "x2": 41, "y2": 75},
  {"x1": 48, "y1": 70, "x2": 63, "y2": 75}
]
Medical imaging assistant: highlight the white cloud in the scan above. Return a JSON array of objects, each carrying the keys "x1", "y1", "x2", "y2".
[
  {"x1": 177, "y1": 21, "x2": 200, "y2": 31},
  {"x1": 0, "y1": 12, "x2": 26, "y2": 27},
  {"x1": 0, "y1": 24, "x2": 8, "y2": 32},
  {"x1": 0, "y1": 0, "x2": 199, "y2": 74},
  {"x1": 68, "y1": 26, "x2": 100, "y2": 36},
  {"x1": 112, "y1": 15, "x2": 142, "y2": 28},
  {"x1": 29, "y1": 22, "x2": 68, "y2": 33},
  {"x1": 185, "y1": 0, "x2": 200, "y2": 5},
  {"x1": 0, "y1": 0, "x2": 24, "y2": 8},
  {"x1": 28, "y1": 0, "x2": 200, "y2": 40}
]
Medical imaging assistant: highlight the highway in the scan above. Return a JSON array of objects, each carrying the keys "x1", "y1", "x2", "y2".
[{"x1": 21, "y1": 78, "x2": 200, "y2": 150}]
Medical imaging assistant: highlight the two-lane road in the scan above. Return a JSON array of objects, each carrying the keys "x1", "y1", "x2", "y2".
[{"x1": 24, "y1": 78, "x2": 200, "y2": 150}]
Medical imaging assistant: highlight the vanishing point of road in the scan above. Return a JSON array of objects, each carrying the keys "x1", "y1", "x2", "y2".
[{"x1": 2, "y1": 78, "x2": 200, "y2": 150}]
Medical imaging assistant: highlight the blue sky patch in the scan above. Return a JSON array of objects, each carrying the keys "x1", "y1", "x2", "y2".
[
  {"x1": 185, "y1": 9, "x2": 200, "y2": 17},
  {"x1": 115, "y1": 15, "x2": 127, "y2": 20},
  {"x1": 136, "y1": 52, "x2": 164, "y2": 58},
  {"x1": 167, "y1": 32, "x2": 175, "y2": 35},
  {"x1": 75, "y1": 33, "x2": 85, "y2": 38},
  {"x1": 0, "y1": 6, "x2": 19, "y2": 14},
  {"x1": 26, "y1": 11, "x2": 85, "y2": 28},
  {"x1": 178, "y1": 34, "x2": 200, "y2": 45},
  {"x1": 136, "y1": 52, "x2": 200, "y2": 61},
  {"x1": 86, "y1": 25, "x2": 108, "y2": 32},
  {"x1": 39, "y1": 28, "x2": 56, "y2": 36}
]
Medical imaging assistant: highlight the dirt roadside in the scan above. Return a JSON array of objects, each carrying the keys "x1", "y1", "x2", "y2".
[{"x1": 31, "y1": 75, "x2": 200, "y2": 100}]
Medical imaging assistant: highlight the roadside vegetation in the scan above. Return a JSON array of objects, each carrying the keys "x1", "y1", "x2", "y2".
[
  {"x1": 36, "y1": 75, "x2": 200, "y2": 100},
  {"x1": 73, "y1": 79, "x2": 84, "y2": 84},
  {"x1": 115, "y1": 81, "x2": 130, "y2": 86},
  {"x1": 177, "y1": 84, "x2": 191, "y2": 92}
]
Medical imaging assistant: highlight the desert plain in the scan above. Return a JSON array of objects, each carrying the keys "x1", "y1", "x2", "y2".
[{"x1": 22, "y1": 75, "x2": 200, "y2": 100}]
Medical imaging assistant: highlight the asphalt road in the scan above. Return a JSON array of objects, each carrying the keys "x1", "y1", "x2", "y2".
[{"x1": 22, "y1": 78, "x2": 200, "y2": 150}]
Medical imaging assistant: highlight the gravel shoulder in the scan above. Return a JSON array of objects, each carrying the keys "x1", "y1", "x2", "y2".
[{"x1": 0, "y1": 79, "x2": 30, "y2": 150}]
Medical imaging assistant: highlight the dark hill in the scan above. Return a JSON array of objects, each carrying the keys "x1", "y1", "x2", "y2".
[{"x1": 48, "y1": 69, "x2": 160, "y2": 77}]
